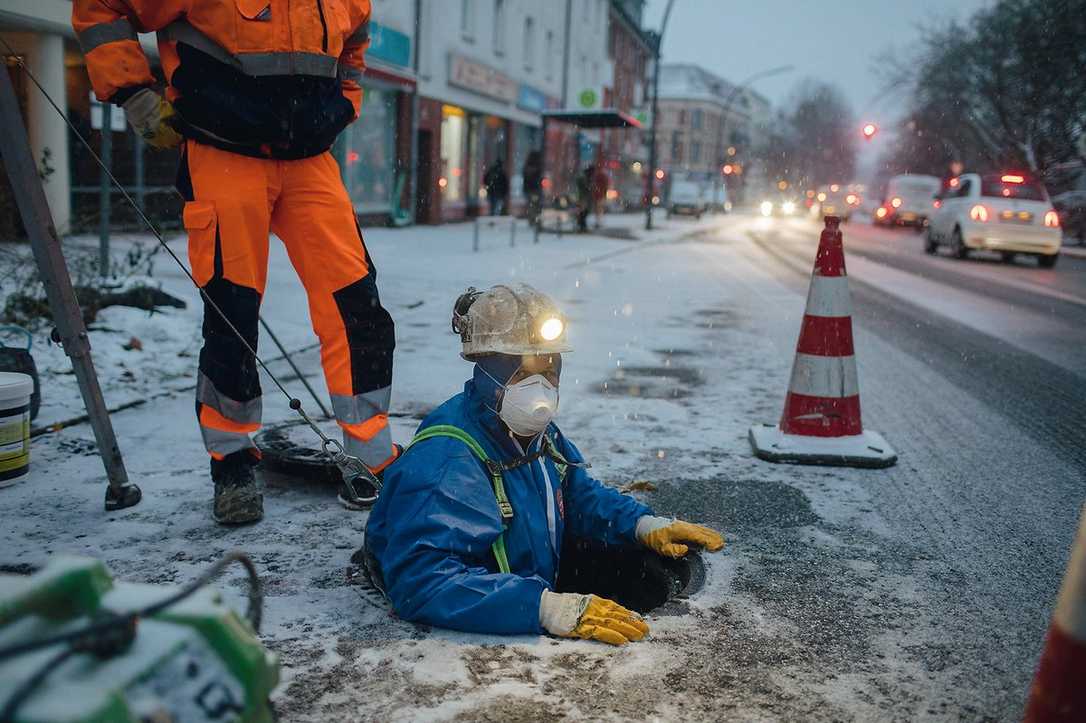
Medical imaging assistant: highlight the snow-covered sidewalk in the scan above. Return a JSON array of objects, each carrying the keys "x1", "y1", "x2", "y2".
[{"x1": 3, "y1": 211, "x2": 1014, "y2": 720}]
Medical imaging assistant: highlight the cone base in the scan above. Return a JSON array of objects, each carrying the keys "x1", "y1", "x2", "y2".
[{"x1": 748, "y1": 424, "x2": 897, "y2": 469}]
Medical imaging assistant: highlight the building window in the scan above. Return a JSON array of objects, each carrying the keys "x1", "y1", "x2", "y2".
[
  {"x1": 690, "y1": 141, "x2": 701, "y2": 164},
  {"x1": 692, "y1": 109, "x2": 703, "y2": 130},
  {"x1": 493, "y1": 0, "x2": 506, "y2": 55},
  {"x1": 671, "y1": 131, "x2": 683, "y2": 164},
  {"x1": 461, "y1": 0, "x2": 475, "y2": 39},
  {"x1": 678, "y1": 109, "x2": 686, "y2": 126},
  {"x1": 545, "y1": 30, "x2": 555, "y2": 79},
  {"x1": 523, "y1": 17, "x2": 535, "y2": 70},
  {"x1": 441, "y1": 105, "x2": 468, "y2": 202}
]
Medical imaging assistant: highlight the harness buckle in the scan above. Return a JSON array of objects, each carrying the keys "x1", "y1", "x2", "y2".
[{"x1": 497, "y1": 500, "x2": 514, "y2": 521}]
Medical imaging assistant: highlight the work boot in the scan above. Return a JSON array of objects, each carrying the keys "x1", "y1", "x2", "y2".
[
  {"x1": 337, "y1": 444, "x2": 402, "y2": 511},
  {"x1": 211, "y1": 450, "x2": 263, "y2": 525}
]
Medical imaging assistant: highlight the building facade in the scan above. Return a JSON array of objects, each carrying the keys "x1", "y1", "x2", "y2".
[
  {"x1": 1, "y1": 0, "x2": 651, "y2": 233},
  {"x1": 655, "y1": 63, "x2": 771, "y2": 202}
]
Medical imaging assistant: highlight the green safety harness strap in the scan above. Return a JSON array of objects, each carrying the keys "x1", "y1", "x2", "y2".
[{"x1": 406, "y1": 424, "x2": 586, "y2": 575}]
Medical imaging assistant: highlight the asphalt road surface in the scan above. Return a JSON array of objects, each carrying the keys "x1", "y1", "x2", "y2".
[{"x1": 633, "y1": 212, "x2": 1085, "y2": 719}]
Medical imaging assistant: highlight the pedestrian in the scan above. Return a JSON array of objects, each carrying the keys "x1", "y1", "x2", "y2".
[
  {"x1": 591, "y1": 163, "x2": 609, "y2": 229},
  {"x1": 72, "y1": 0, "x2": 398, "y2": 524},
  {"x1": 483, "y1": 159, "x2": 509, "y2": 216},
  {"x1": 575, "y1": 165, "x2": 592, "y2": 231},
  {"x1": 364, "y1": 284, "x2": 725, "y2": 644},
  {"x1": 522, "y1": 150, "x2": 543, "y2": 226}
]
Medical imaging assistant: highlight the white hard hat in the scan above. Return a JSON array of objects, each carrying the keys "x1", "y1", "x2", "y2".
[{"x1": 452, "y1": 284, "x2": 572, "y2": 359}]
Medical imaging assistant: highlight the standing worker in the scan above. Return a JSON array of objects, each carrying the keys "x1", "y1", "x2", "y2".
[{"x1": 72, "y1": 0, "x2": 398, "y2": 524}]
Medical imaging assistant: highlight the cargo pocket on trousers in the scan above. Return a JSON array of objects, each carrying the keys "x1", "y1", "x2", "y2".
[{"x1": 183, "y1": 201, "x2": 218, "y2": 287}]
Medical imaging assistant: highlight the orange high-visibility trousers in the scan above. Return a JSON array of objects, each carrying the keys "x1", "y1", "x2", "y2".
[{"x1": 179, "y1": 140, "x2": 396, "y2": 471}]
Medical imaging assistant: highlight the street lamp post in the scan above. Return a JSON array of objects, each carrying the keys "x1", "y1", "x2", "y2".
[
  {"x1": 645, "y1": 0, "x2": 676, "y2": 231},
  {"x1": 717, "y1": 65, "x2": 794, "y2": 204}
]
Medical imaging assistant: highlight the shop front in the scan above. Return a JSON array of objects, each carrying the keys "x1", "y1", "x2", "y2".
[{"x1": 335, "y1": 21, "x2": 415, "y2": 225}]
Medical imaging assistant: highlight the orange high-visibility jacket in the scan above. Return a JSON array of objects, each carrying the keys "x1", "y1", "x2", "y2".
[{"x1": 73, "y1": 0, "x2": 371, "y2": 158}]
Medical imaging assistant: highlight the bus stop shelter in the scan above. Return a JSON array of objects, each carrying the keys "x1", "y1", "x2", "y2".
[{"x1": 539, "y1": 108, "x2": 642, "y2": 196}]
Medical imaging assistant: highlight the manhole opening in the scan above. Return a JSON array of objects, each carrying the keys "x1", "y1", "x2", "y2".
[{"x1": 554, "y1": 538, "x2": 705, "y2": 614}]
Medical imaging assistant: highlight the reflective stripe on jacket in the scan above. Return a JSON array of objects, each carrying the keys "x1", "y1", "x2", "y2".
[
  {"x1": 364, "y1": 365, "x2": 653, "y2": 635},
  {"x1": 72, "y1": 1, "x2": 371, "y2": 158}
]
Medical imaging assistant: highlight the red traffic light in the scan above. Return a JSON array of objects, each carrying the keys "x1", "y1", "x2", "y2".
[
  {"x1": 862, "y1": 123, "x2": 878, "y2": 140},
  {"x1": 722, "y1": 164, "x2": 734, "y2": 175}
]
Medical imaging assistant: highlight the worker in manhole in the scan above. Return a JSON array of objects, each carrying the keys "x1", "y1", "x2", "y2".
[
  {"x1": 363, "y1": 284, "x2": 724, "y2": 644},
  {"x1": 72, "y1": 0, "x2": 398, "y2": 524}
]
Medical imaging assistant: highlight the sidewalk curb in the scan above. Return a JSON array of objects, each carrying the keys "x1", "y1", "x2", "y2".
[{"x1": 1061, "y1": 246, "x2": 1086, "y2": 260}]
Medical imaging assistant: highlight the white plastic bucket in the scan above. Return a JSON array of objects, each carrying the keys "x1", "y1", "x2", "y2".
[{"x1": 0, "y1": 372, "x2": 32, "y2": 486}]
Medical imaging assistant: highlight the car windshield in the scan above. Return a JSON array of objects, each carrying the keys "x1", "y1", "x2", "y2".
[{"x1": 980, "y1": 176, "x2": 1046, "y2": 201}]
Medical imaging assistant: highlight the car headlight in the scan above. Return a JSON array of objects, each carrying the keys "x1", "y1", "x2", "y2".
[
  {"x1": 782, "y1": 201, "x2": 796, "y2": 215},
  {"x1": 760, "y1": 201, "x2": 774, "y2": 217}
]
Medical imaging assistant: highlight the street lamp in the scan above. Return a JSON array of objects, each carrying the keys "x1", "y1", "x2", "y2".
[
  {"x1": 645, "y1": 0, "x2": 677, "y2": 230},
  {"x1": 715, "y1": 64, "x2": 793, "y2": 208}
]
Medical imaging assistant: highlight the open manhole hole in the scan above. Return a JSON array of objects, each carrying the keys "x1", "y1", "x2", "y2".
[{"x1": 555, "y1": 540, "x2": 706, "y2": 614}]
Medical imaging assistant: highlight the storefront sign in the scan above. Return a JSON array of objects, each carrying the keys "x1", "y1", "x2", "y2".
[
  {"x1": 449, "y1": 53, "x2": 517, "y2": 103},
  {"x1": 516, "y1": 85, "x2": 560, "y2": 113},
  {"x1": 367, "y1": 22, "x2": 411, "y2": 68}
]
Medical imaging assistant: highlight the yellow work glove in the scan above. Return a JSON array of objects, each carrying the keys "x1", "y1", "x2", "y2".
[
  {"x1": 539, "y1": 590, "x2": 649, "y2": 646},
  {"x1": 122, "y1": 88, "x2": 183, "y2": 149},
  {"x1": 636, "y1": 516, "x2": 725, "y2": 558}
]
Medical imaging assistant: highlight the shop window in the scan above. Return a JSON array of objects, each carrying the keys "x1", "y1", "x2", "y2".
[
  {"x1": 440, "y1": 105, "x2": 468, "y2": 203},
  {"x1": 341, "y1": 87, "x2": 398, "y2": 214},
  {"x1": 512, "y1": 124, "x2": 541, "y2": 200}
]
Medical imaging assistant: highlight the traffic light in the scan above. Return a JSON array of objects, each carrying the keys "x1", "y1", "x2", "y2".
[
  {"x1": 722, "y1": 164, "x2": 734, "y2": 175},
  {"x1": 862, "y1": 123, "x2": 878, "y2": 140}
]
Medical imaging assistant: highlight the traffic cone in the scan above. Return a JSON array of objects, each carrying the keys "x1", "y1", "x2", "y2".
[
  {"x1": 1024, "y1": 504, "x2": 1086, "y2": 722},
  {"x1": 748, "y1": 216, "x2": 897, "y2": 468}
]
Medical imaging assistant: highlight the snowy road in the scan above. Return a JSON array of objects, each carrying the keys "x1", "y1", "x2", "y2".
[{"x1": 4, "y1": 213, "x2": 1084, "y2": 720}]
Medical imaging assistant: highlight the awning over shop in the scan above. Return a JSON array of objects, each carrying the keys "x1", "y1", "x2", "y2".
[{"x1": 542, "y1": 109, "x2": 642, "y2": 129}]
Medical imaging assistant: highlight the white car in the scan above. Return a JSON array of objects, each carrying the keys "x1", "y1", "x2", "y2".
[
  {"x1": 874, "y1": 174, "x2": 940, "y2": 229},
  {"x1": 668, "y1": 180, "x2": 708, "y2": 219},
  {"x1": 925, "y1": 172, "x2": 1062, "y2": 267}
]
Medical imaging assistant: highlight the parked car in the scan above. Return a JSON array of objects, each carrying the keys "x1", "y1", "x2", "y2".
[
  {"x1": 875, "y1": 174, "x2": 941, "y2": 230},
  {"x1": 925, "y1": 172, "x2": 1062, "y2": 266},
  {"x1": 668, "y1": 180, "x2": 708, "y2": 219}
]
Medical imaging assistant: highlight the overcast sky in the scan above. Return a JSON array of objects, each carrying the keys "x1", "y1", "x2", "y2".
[{"x1": 643, "y1": 0, "x2": 992, "y2": 119}]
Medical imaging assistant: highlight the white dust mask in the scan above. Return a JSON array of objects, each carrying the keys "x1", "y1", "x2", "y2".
[{"x1": 498, "y1": 374, "x2": 559, "y2": 436}]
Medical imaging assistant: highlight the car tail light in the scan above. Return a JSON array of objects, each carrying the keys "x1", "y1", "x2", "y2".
[
  {"x1": 970, "y1": 204, "x2": 989, "y2": 222},
  {"x1": 933, "y1": 199, "x2": 941, "y2": 209},
  {"x1": 891, "y1": 197, "x2": 902, "y2": 208},
  {"x1": 1044, "y1": 210, "x2": 1060, "y2": 228},
  {"x1": 876, "y1": 207, "x2": 888, "y2": 219},
  {"x1": 1001, "y1": 174, "x2": 1025, "y2": 184}
]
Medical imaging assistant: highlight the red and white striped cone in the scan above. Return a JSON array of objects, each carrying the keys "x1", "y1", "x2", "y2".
[
  {"x1": 749, "y1": 216, "x2": 897, "y2": 468},
  {"x1": 1025, "y1": 504, "x2": 1086, "y2": 722}
]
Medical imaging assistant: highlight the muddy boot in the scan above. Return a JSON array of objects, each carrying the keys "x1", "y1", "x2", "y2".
[{"x1": 211, "y1": 450, "x2": 263, "y2": 525}]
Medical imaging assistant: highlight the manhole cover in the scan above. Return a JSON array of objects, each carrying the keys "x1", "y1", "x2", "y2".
[{"x1": 255, "y1": 417, "x2": 345, "y2": 484}]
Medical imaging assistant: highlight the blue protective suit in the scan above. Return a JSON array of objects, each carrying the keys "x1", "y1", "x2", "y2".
[{"x1": 365, "y1": 365, "x2": 653, "y2": 635}]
